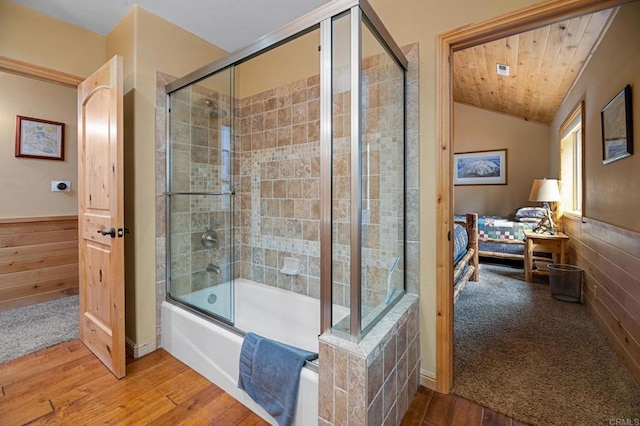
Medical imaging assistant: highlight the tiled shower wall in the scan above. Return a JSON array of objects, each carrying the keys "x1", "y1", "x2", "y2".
[
  {"x1": 318, "y1": 43, "x2": 420, "y2": 426},
  {"x1": 331, "y1": 49, "x2": 407, "y2": 312},
  {"x1": 238, "y1": 49, "x2": 407, "y2": 309},
  {"x1": 155, "y1": 42, "x2": 420, "y2": 351},
  {"x1": 319, "y1": 295, "x2": 420, "y2": 426},
  {"x1": 235, "y1": 75, "x2": 323, "y2": 298},
  {"x1": 167, "y1": 83, "x2": 234, "y2": 297}
]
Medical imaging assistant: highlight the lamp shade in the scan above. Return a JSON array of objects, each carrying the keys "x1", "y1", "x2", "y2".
[{"x1": 529, "y1": 179, "x2": 561, "y2": 202}]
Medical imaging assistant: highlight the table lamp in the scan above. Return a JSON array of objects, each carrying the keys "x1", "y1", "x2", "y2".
[{"x1": 529, "y1": 178, "x2": 561, "y2": 234}]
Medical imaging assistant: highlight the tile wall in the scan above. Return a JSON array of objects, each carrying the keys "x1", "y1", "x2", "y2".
[
  {"x1": 156, "y1": 39, "x2": 420, "y2": 376},
  {"x1": 235, "y1": 74, "x2": 323, "y2": 298},
  {"x1": 167, "y1": 81, "x2": 234, "y2": 296},
  {"x1": 317, "y1": 43, "x2": 420, "y2": 426},
  {"x1": 318, "y1": 295, "x2": 420, "y2": 426}
]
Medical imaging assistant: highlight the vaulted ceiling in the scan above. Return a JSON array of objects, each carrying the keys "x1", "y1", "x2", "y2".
[{"x1": 452, "y1": 9, "x2": 613, "y2": 125}]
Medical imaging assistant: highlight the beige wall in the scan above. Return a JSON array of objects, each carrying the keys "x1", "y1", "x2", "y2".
[
  {"x1": 236, "y1": 28, "x2": 320, "y2": 99},
  {"x1": 106, "y1": 6, "x2": 228, "y2": 346},
  {"x1": 0, "y1": 71, "x2": 78, "y2": 218},
  {"x1": 550, "y1": 3, "x2": 640, "y2": 232},
  {"x1": 235, "y1": 17, "x2": 387, "y2": 100},
  {"x1": 0, "y1": 0, "x2": 105, "y2": 77},
  {"x1": 454, "y1": 103, "x2": 551, "y2": 217}
]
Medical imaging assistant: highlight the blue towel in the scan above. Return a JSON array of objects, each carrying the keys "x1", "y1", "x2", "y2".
[{"x1": 238, "y1": 332, "x2": 318, "y2": 426}]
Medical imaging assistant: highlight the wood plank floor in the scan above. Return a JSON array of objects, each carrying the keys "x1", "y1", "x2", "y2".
[
  {"x1": 1, "y1": 339, "x2": 525, "y2": 426},
  {"x1": 0, "y1": 340, "x2": 268, "y2": 426},
  {"x1": 402, "y1": 386, "x2": 528, "y2": 426}
]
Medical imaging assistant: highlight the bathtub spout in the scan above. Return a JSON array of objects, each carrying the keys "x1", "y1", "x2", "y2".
[{"x1": 206, "y1": 263, "x2": 222, "y2": 274}]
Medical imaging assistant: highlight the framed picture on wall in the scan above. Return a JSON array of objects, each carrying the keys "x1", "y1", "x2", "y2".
[
  {"x1": 15, "y1": 115, "x2": 65, "y2": 161},
  {"x1": 601, "y1": 84, "x2": 633, "y2": 164},
  {"x1": 454, "y1": 149, "x2": 508, "y2": 185}
]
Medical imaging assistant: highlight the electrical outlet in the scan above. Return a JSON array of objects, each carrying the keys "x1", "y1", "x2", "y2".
[{"x1": 52, "y1": 181, "x2": 71, "y2": 192}]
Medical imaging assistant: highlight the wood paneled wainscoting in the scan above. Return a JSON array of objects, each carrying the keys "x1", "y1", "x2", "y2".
[
  {"x1": 0, "y1": 215, "x2": 79, "y2": 311},
  {"x1": 562, "y1": 214, "x2": 640, "y2": 384}
]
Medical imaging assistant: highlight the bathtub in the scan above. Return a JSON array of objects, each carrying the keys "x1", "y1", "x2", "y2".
[{"x1": 161, "y1": 278, "x2": 346, "y2": 425}]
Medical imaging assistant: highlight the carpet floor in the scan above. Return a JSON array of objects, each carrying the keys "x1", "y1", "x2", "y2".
[
  {"x1": 0, "y1": 295, "x2": 79, "y2": 363},
  {"x1": 453, "y1": 263, "x2": 640, "y2": 426}
]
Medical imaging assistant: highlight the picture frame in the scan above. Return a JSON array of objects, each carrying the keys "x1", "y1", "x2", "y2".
[
  {"x1": 15, "y1": 115, "x2": 65, "y2": 161},
  {"x1": 601, "y1": 84, "x2": 633, "y2": 164},
  {"x1": 454, "y1": 149, "x2": 507, "y2": 186}
]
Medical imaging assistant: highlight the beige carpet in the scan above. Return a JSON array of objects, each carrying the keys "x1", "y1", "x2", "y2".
[
  {"x1": 0, "y1": 295, "x2": 79, "y2": 363},
  {"x1": 453, "y1": 263, "x2": 640, "y2": 426}
]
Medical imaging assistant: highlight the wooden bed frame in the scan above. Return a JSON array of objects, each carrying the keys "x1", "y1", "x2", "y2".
[
  {"x1": 453, "y1": 213, "x2": 479, "y2": 303},
  {"x1": 478, "y1": 238, "x2": 525, "y2": 260},
  {"x1": 478, "y1": 237, "x2": 553, "y2": 263}
]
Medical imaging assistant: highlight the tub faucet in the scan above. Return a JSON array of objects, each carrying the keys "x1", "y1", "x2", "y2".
[{"x1": 206, "y1": 263, "x2": 222, "y2": 274}]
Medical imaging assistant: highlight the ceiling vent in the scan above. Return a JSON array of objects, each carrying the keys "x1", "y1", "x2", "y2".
[{"x1": 496, "y1": 63, "x2": 510, "y2": 76}]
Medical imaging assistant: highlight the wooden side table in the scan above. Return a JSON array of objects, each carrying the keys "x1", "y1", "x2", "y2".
[{"x1": 524, "y1": 231, "x2": 569, "y2": 282}]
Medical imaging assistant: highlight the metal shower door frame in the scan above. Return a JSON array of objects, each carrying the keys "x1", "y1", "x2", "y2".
[{"x1": 164, "y1": 0, "x2": 408, "y2": 341}]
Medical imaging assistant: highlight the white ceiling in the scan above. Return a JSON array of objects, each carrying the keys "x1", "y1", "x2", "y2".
[{"x1": 12, "y1": 0, "x2": 331, "y2": 52}]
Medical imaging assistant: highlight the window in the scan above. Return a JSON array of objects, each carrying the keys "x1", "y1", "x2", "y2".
[{"x1": 559, "y1": 103, "x2": 583, "y2": 215}]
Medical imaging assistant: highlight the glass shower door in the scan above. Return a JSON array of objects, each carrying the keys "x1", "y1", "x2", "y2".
[
  {"x1": 324, "y1": 5, "x2": 407, "y2": 339},
  {"x1": 167, "y1": 67, "x2": 235, "y2": 323},
  {"x1": 360, "y1": 19, "x2": 405, "y2": 333}
]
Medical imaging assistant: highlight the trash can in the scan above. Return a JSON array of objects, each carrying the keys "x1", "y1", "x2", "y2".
[{"x1": 547, "y1": 264, "x2": 583, "y2": 303}]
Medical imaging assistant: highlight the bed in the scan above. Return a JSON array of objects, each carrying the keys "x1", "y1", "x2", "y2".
[
  {"x1": 453, "y1": 213, "x2": 479, "y2": 303},
  {"x1": 453, "y1": 208, "x2": 550, "y2": 262}
]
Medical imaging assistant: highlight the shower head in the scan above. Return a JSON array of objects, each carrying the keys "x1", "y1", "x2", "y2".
[{"x1": 204, "y1": 99, "x2": 227, "y2": 119}]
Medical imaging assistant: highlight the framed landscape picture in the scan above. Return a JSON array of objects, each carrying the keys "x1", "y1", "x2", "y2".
[
  {"x1": 454, "y1": 149, "x2": 507, "y2": 186},
  {"x1": 15, "y1": 115, "x2": 65, "y2": 161},
  {"x1": 601, "y1": 84, "x2": 633, "y2": 164}
]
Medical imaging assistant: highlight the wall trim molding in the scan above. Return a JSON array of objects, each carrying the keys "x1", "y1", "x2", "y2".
[
  {"x1": 435, "y1": 0, "x2": 632, "y2": 393},
  {"x1": 125, "y1": 337, "x2": 157, "y2": 359},
  {"x1": 420, "y1": 369, "x2": 437, "y2": 391},
  {"x1": 0, "y1": 55, "x2": 83, "y2": 87},
  {"x1": 0, "y1": 215, "x2": 78, "y2": 224}
]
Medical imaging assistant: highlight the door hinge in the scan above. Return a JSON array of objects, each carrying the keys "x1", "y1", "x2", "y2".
[
  {"x1": 448, "y1": 230, "x2": 451, "y2": 241},
  {"x1": 117, "y1": 228, "x2": 130, "y2": 238}
]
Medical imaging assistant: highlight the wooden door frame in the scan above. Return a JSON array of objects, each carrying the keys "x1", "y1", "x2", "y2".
[
  {"x1": 435, "y1": 0, "x2": 633, "y2": 393},
  {"x1": 0, "y1": 56, "x2": 83, "y2": 87}
]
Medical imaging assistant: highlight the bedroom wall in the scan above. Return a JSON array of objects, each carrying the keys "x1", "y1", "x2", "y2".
[
  {"x1": 553, "y1": 2, "x2": 640, "y2": 384},
  {"x1": 551, "y1": 4, "x2": 640, "y2": 232},
  {"x1": 453, "y1": 102, "x2": 551, "y2": 217},
  {"x1": 0, "y1": 71, "x2": 78, "y2": 218}
]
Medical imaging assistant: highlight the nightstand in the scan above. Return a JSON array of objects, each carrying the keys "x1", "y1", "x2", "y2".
[{"x1": 524, "y1": 231, "x2": 569, "y2": 282}]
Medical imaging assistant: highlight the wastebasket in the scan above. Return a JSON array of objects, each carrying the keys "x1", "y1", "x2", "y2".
[{"x1": 547, "y1": 264, "x2": 583, "y2": 303}]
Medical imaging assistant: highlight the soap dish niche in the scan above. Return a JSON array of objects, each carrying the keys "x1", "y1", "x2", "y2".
[{"x1": 280, "y1": 257, "x2": 299, "y2": 276}]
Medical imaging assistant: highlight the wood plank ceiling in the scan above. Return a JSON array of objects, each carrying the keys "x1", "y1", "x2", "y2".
[{"x1": 452, "y1": 9, "x2": 613, "y2": 125}]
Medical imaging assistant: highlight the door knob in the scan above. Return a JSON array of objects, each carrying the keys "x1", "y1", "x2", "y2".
[{"x1": 97, "y1": 227, "x2": 116, "y2": 238}]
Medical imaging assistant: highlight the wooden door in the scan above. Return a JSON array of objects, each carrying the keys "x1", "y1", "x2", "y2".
[{"x1": 77, "y1": 55, "x2": 125, "y2": 378}]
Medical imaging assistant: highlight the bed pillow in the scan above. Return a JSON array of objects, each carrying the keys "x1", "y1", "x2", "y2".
[
  {"x1": 515, "y1": 207, "x2": 547, "y2": 219},
  {"x1": 517, "y1": 217, "x2": 541, "y2": 223}
]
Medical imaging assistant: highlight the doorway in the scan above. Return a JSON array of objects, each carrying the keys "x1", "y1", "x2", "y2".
[
  {"x1": 435, "y1": 0, "x2": 633, "y2": 393},
  {"x1": 0, "y1": 61, "x2": 83, "y2": 363}
]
